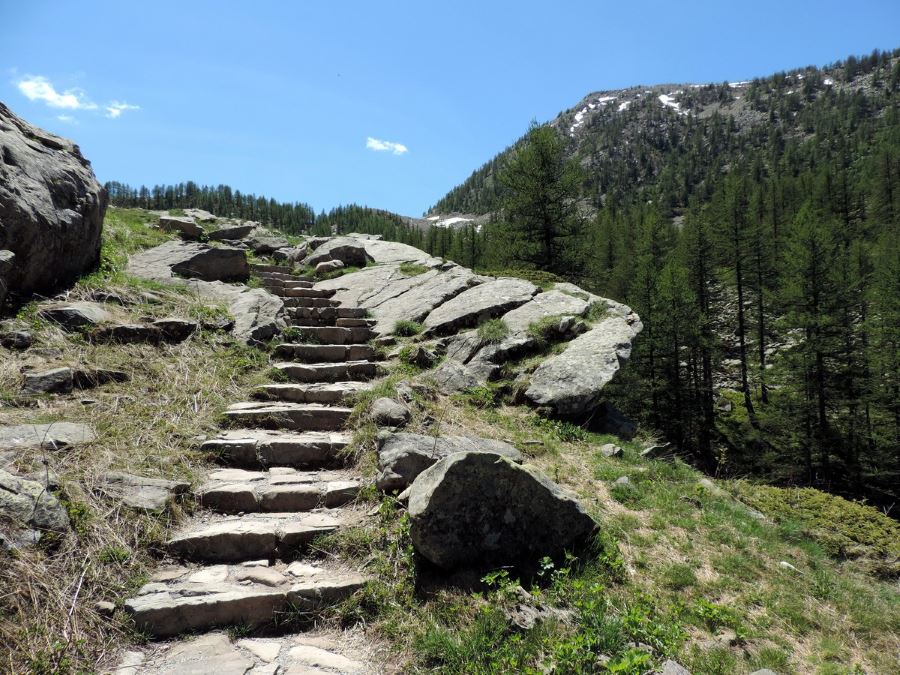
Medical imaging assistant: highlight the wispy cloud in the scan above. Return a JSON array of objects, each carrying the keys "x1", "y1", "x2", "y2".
[
  {"x1": 17, "y1": 76, "x2": 97, "y2": 110},
  {"x1": 105, "y1": 101, "x2": 140, "y2": 119},
  {"x1": 366, "y1": 136, "x2": 408, "y2": 155},
  {"x1": 15, "y1": 75, "x2": 139, "y2": 120}
]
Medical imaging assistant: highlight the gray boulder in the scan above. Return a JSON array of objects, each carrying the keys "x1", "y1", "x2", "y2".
[
  {"x1": 208, "y1": 223, "x2": 255, "y2": 241},
  {"x1": 0, "y1": 250, "x2": 13, "y2": 308},
  {"x1": 315, "y1": 259, "x2": 345, "y2": 277},
  {"x1": 660, "y1": 661, "x2": 692, "y2": 675},
  {"x1": 370, "y1": 398, "x2": 411, "y2": 428},
  {"x1": 127, "y1": 240, "x2": 249, "y2": 282},
  {"x1": 182, "y1": 208, "x2": 217, "y2": 222},
  {"x1": 408, "y1": 452, "x2": 597, "y2": 569},
  {"x1": 247, "y1": 234, "x2": 290, "y2": 255},
  {"x1": 0, "y1": 319, "x2": 32, "y2": 349},
  {"x1": 96, "y1": 472, "x2": 190, "y2": 511},
  {"x1": 0, "y1": 423, "x2": 96, "y2": 452},
  {"x1": 273, "y1": 244, "x2": 308, "y2": 264},
  {"x1": 430, "y1": 358, "x2": 498, "y2": 394},
  {"x1": 38, "y1": 301, "x2": 112, "y2": 330},
  {"x1": 500, "y1": 289, "x2": 591, "y2": 334},
  {"x1": 305, "y1": 237, "x2": 374, "y2": 268},
  {"x1": 22, "y1": 367, "x2": 74, "y2": 395},
  {"x1": 0, "y1": 103, "x2": 106, "y2": 299},
  {"x1": 158, "y1": 215, "x2": 204, "y2": 240},
  {"x1": 423, "y1": 277, "x2": 538, "y2": 336},
  {"x1": 525, "y1": 300, "x2": 643, "y2": 416},
  {"x1": 0, "y1": 469, "x2": 69, "y2": 547},
  {"x1": 186, "y1": 281, "x2": 284, "y2": 344},
  {"x1": 600, "y1": 444, "x2": 623, "y2": 458},
  {"x1": 376, "y1": 432, "x2": 523, "y2": 492}
]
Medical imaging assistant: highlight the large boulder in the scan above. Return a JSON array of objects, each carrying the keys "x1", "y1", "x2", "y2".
[
  {"x1": 0, "y1": 422, "x2": 96, "y2": 453},
  {"x1": 186, "y1": 281, "x2": 284, "y2": 344},
  {"x1": 304, "y1": 236, "x2": 374, "y2": 268},
  {"x1": 0, "y1": 469, "x2": 69, "y2": 548},
  {"x1": 407, "y1": 452, "x2": 597, "y2": 569},
  {"x1": 423, "y1": 277, "x2": 538, "y2": 336},
  {"x1": 247, "y1": 234, "x2": 290, "y2": 255},
  {"x1": 37, "y1": 301, "x2": 113, "y2": 330},
  {"x1": 208, "y1": 223, "x2": 255, "y2": 241},
  {"x1": 376, "y1": 432, "x2": 523, "y2": 492},
  {"x1": 126, "y1": 240, "x2": 249, "y2": 282},
  {"x1": 500, "y1": 289, "x2": 591, "y2": 335},
  {"x1": 96, "y1": 472, "x2": 190, "y2": 511},
  {"x1": 0, "y1": 103, "x2": 106, "y2": 298},
  {"x1": 158, "y1": 215, "x2": 204, "y2": 240},
  {"x1": 0, "y1": 250, "x2": 13, "y2": 308},
  {"x1": 525, "y1": 300, "x2": 643, "y2": 416}
]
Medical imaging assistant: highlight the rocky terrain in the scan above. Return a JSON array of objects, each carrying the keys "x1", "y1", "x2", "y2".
[{"x1": 1, "y1": 107, "x2": 898, "y2": 675}]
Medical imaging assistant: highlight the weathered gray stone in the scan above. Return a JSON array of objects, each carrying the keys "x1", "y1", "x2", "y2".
[
  {"x1": 408, "y1": 452, "x2": 597, "y2": 569},
  {"x1": 90, "y1": 323, "x2": 163, "y2": 344},
  {"x1": 423, "y1": 277, "x2": 538, "y2": 335},
  {"x1": 38, "y1": 301, "x2": 112, "y2": 330},
  {"x1": 0, "y1": 103, "x2": 106, "y2": 298},
  {"x1": 127, "y1": 240, "x2": 249, "y2": 282},
  {"x1": 158, "y1": 215, "x2": 204, "y2": 240},
  {"x1": 315, "y1": 259, "x2": 345, "y2": 277},
  {"x1": 272, "y1": 244, "x2": 308, "y2": 263},
  {"x1": 748, "y1": 670, "x2": 778, "y2": 675},
  {"x1": 248, "y1": 234, "x2": 291, "y2": 255},
  {"x1": 600, "y1": 443, "x2": 623, "y2": 458},
  {"x1": 525, "y1": 301, "x2": 643, "y2": 416},
  {"x1": 0, "y1": 250, "x2": 14, "y2": 308},
  {"x1": 304, "y1": 237, "x2": 373, "y2": 268},
  {"x1": 97, "y1": 472, "x2": 190, "y2": 511},
  {"x1": 0, "y1": 320, "x2": 31, "y2": 349},
  {"x1": 370, "y1": 398, "x2": 411, "y2": 428},
  {"x1": 501, "y1": 289, "x2": 590, "y2": 334},
  {"x1": 208, "y1": 223, "x2": 255, "y2": 241},
  {"x1": 660, "y1": 660, "x2": 692, "y2": 675},
  {"x1": 22, "y1": 367, "x2": 73, "y2": 395},
  {"x1": 640, "y1": 443, "x2": 675, "y2": 460},
  {"x1": 376, "y1": 432, "x2": 523, "y2": 492},
  {"x1": 0, "y1": 469, "x2": 69, "y2": 547},
  {"x1": 0, "y1": 422, "x2": 95, "y2": 452},
  {"x1": 152, "y1": 317, "x2": 198, "y2": 342},
  {"x1": 186, "y1": 281, "x2": 285, "y2": 344},
  {"x1": 430, "y1": 358, "x2": 499, "y2": 394},
  {"x1": 72, "y1": 368, "x2": 129, "y2": 389}
]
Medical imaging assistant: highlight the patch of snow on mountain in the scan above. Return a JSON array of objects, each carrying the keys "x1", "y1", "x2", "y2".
[
  {"x1": 427, "y1": 216, "x2": 440, "y2": 221},
  {"x1": 658, "y1": 93, "x2": 680, "y2": 111},
  {"x1": 729, "y1": 81, "x2": 750, "y2": 88},
  {"x1": 617, "y1": 100, "x2": 631, "y2": 112},
  {"x1": 434, "y1": 216, "x2": 472, "y2": 229},
  {"x1": 824, "y1": 77, "x2": 834, "y2": 85}
]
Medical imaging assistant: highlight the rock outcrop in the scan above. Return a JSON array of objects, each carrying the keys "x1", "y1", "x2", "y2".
[
  {"x1": 0, "y1": 469, "x2": 70, "y2": 548},
  {"x1": 525, "y1": 299, "x2": 643, "y2": 416},
  {"x1": 127, "y1": 240, "x2": 249, "y2": 283},
  {"x1": 0, "y1": 102, "x2": 106, "y2": 300},
  {"x1": 422, "y1": 277, "x2": 538, "y2": 336},
  {"x1": 407, "y1": 452, "x2": 597, "y2": 569}
]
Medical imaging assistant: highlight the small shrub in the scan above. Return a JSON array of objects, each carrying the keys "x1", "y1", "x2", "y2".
[
  {"x1": 477, "y1": 318, "x2": 509, "y2": 344},
  {"x1": 529, "y1": 415, "x2": 589, "y2": 442},
  {"x1": 399, "y1": 262, "x2": 429, "y2": 277},
  {"x1": 526, "y1": 314, "x2": 565, "y2": 346},
  {"x1": 585, "y1": 302, "x2": 609, "y2": 323},
  {"x1": 394, "y1": 319, "x2": 424, "y2": 337}
]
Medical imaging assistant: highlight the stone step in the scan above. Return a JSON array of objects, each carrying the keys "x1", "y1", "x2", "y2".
[
  {"x1": 253, "y1": 381, "x2": 372, "y2": 405},
  {"x1": 166, "y1": 511, "x2": 347, "y2": 563},
  {"x1": 291, "y1": 306, "x2": 368, "y2": 320},
  {"x1": 224, "y1": 402, "x2": 352, "y2": 431},
  {"x1": 125, "y1": 561, "x2": 366, "y2": 638},
  {"x1": 274, "y1": 343, "x2": 376, "y2": 362},
  {"x1": 261, "y1": 278, "x2": 314, "y2": 289},
  {"x1": 201, "y1": 429, "x2": 352, "y2": 468},
  {"x1": 198, "y1": 468, "x2": 360, "y2": 513},
  {"x1": 285, "y1": 316, "x2": 339, "y2": 328},
  {"x1": 273, "y1": 361, "x2": 377, "y2": 383},
  {"x1": 282, "y1": 296, "x2": 340, "y2": 309},
  {"x1": 279, "y1": 287, "x2": 336, "y2": 299},
  {"x1": 255, "y1": 270, "x2": 313, "y2": 282},
  {"x1": 250, "y1": 263, "x2": 292, "y2": 275},
  {"x1": 335, "y1": 318, "x2": 377, "y2": 328},
  {"x1": 283, "y1": 326, "x2": 375, "y2": 344},
  {"x1": 114, "y1": 632, "x2": 371, "y2": 673}
]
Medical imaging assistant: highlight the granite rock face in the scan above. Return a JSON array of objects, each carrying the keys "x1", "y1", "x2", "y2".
[
  {"x1": 127, "y1": 240, "x2": 249, "y2": 282},
  {"x1": 422, "y1": 277, "x2": 538, "y2": 336},
  {"x1": 407, "y1": 452, "x2": 597, "y2": 569},
  {"x1": 304, "y1": 236, "x2": 374, "y2": 268},
  {"x1": 0, "y1": 103, "x2": 106, "y2": 299},
  {"x1": 525, "y1": 299, "x2": 643, "y2": 416}
]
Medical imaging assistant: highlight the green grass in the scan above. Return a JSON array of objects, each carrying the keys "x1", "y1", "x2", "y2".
[
  {"x1": 393, "y1": 319, "x2": 424, "y2": 337},
  {"x1": 480, "y1": 268, "x2": 564, "y2": 289},
  {"x1": 399, "y1": 262, "x2": 429, "y2": 277},
  {"x1": 476, "y1": 318, "x2": 509, "y2": 344}
]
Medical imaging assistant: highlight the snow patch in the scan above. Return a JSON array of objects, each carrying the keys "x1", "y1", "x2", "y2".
[
  {"x1": 433, "y1": 216, "x2": 473, "y2": 229},
  {"x1": 658, "y1": 93, "x2": 680, "y2": 111},
  {"x1": 728, "y1": 81, "x2": 750, "y2": 88},
  {"x1": 824, "y1": 77, "x2": 834, "y2": 85},
  {"x1": 617, "y1": 100, "x2": 631, "y2": 112}
]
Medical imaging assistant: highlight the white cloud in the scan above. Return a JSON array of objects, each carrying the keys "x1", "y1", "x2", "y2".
[
  {"x1": 105, "y1": 101, "x2": 140, "y2": 119},
  {"x1": 56, "y1": 115, "x2": 77, "y2": 124},
  {"x1": 366, "y1": 136, "x2": 408, "y2": 155},
  {"x1": 17, "y1": 75, "x2": 96, "y2": 110}
]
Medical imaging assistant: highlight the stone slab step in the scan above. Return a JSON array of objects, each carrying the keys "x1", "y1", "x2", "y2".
[
  {"x1": 198, "y1": 467, "x2": 360, "y2": 513},
  {"x1": 280, "y1": 287, "x2": 335, "y2": 299},
  {"x1": 261, "y1": 279, "x2": 314, "y2": 289},
  {"x1": 274, "y1": 343, "x2": 376, "y2": 362},
  {"x1": 283, "y1": 326, "x2": 375, "y2": 344},
  {"x1": 201, "y1": 429, "x2": 351, "y2": 468},
  {"x1": 114, "y1": 632, "x2": 371, "y2": 673},
  {"x1": 273, "y1": 361, "x2": 377, "y2": 383},
  {"x1": 166, "y1": 511, "x2": 346, "y2": 562},
  {"x1": 282, "y1": 297, "x2": 340, "y2": 309},
  {"x1": 335, "y1": 318, "x2": 376, "y2": 328},
  {"x1": 254, "y1": 381, "x2": 372, "y2": 405},
  {"x1": 125, "y1": 561, "x2": 366, "y2": 638},
  {"x1": 224, "y1": 402, "x2": 352, "y2": 431},
  {"x1": 292, "y1": 306, "x2": 368, "y2": 320},
  {"x1": 250, "y1": 263, "x2": 292, "y2": 275}
]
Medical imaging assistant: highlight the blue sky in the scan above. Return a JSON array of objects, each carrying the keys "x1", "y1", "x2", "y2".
[{"x1": 2, "y1": 1, "x2": 898, "y2": 216}]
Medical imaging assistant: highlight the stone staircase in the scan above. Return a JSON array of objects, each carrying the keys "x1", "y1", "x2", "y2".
[{"x1": 120, "y1": 266, "x2": 379, "y2": 672}]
